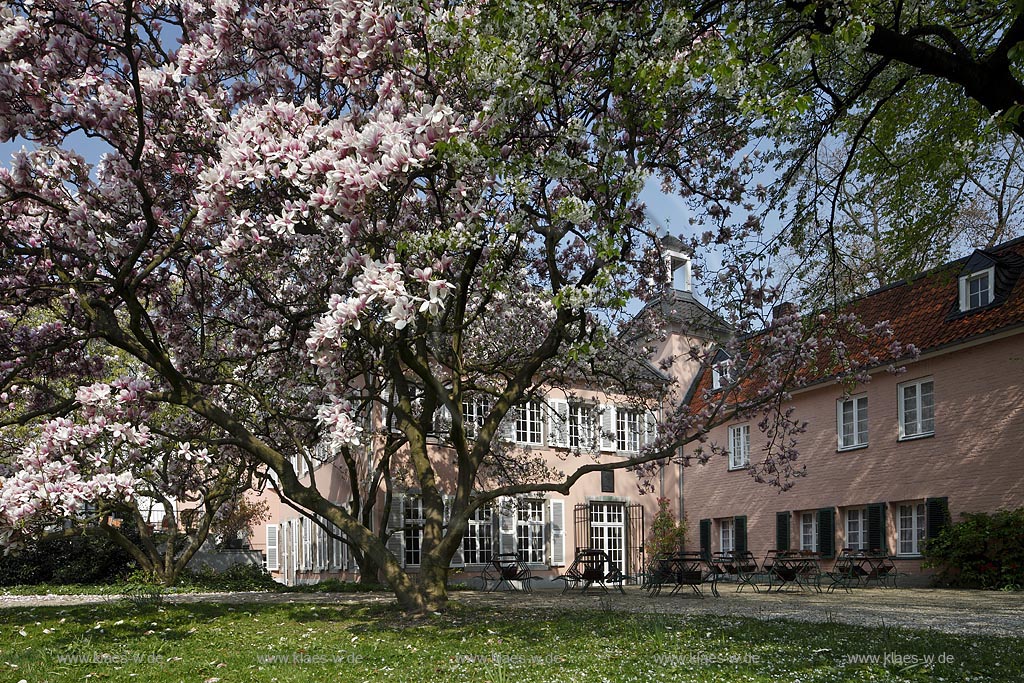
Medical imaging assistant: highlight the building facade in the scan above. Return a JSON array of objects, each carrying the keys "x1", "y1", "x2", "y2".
[
  {"x1": 249, "y1": 237, "x2": 1024, "y2": 585},
  {"x1": 684, "y1": 238, "x2": 1024, "y2": 582}
]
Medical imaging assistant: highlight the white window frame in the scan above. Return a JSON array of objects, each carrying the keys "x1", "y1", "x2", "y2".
[
  {"x1": 331, "y1": 522, "x2": 345, "y2": 570},
  {"x1": 462, "y1": 504, "x2": 494, "y2": 566},
  {"x1": 800, "y1": 512, "x2": 818, "y2": 552},
  {"x1": 712, "y1": 360, "x2": 733, "y2": 390},
  {"x1": 567, "y1": 402, "x2": 594, "y2": 450},
  {"x1": 403, "y1": 495, "x2": 424, "y2": 567},
  {"x1": 516, "y1": 500, "x2": 546, "y2": 565},
  {"x1": 837, "y1": 394, "x2": 869, "y2": 450},
  {"x1": 959, "y1": 267, "x2": 994, "y2": 311},
  {"x1": 462, "y1": 396, "x2": 490, "y2": 439},
  {"x1": 728, "y1": 424, "x2": 750, "y2": 470},
  {"x1": 515, "y1": 400, "x2": 544, "y2": 445},
  {"x1": 898, "y1": 377, "x2": 935, "y2": 440},
  {"x1": 898, "y1": 502, "x2": 926, "y2": 556},
  {"x1": 720, "y1": 518, "x2": 735, "y2": 554},
  {"x1": 615, "y1": 408, "x2": 641, "y2": 452},
  {"x1": 845, "y1": 508, "x2": 867, "y2": 551}
]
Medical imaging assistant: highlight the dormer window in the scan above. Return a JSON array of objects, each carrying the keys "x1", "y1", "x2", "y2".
[
  {"x1": 712, "y1": 360, "x2": 733, "y2": 390},
  {"x1": 959, "y1": 266, "x2": 994, "y2": 312}
]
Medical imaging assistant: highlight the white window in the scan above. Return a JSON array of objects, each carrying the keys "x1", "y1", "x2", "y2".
[
  {"x1": 615, "y1": 408, "x2": 641, "y2": 452},
  {"x1": 550, "y1": 401, "x2": 596, "y2": 451},
  {"x1": 462, "y1": 396, "x2": 490, "y2": 439},
  {"x1": 837, "y1": 394, "x2": 868, "y2": 450},
  {"x1": 403, "y1": 496, "x2": 424, "y2": 566},
  {"x1": 567, "y1": 403, "x2": 594, "y2": 450},
  {"x1": 959, "y1": 267, "x2": 994, "y2": 311},
  {"x1": 728, "y1": 424, "x2": 750, "y2": 469},
  {"x1": 712, "y1": 360, "x2": 733, "y2": 390},
  {"x1": 515, "y1": 401, "x2": 544, "y2": 445},
  {"x1": 720, "y1": 518, "x2": 735, "y2": 553},
  {"x1": 800, "y1": 512, "x2": 818, "y2": 551},
  {"x1": 898, "y1": 503, "x2": 926, "y2": 556},
  {"x1": 463, "y1": 504, "x2": 494, "y2": 565},
  {"x1": 899, "y1": 378, "x2": 934, "y2": 439},
  {"x1": 845, "y1": 508, "x2": 866, "y2": 551},
  {"x1": 516, "y1": 500, "x2": 545, "y2": 564}
]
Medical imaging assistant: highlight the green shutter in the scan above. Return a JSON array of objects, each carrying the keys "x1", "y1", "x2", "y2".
[
  {"x1": 775, "y1": 511, "x2": 790, "y2": 551},
  {"x1": 699, "y1": 518, "x2": 711, "y2": 558},
  {"x1": 925, "y1": 497, "x2": 950, "y2": 540},
  {"x1": 817, "y1": 508, "x2": 835, "y2": 558},
  {"x1": 866, "y1": 502, "x2": 887, "y2": 554},
  {"x1": 734, "y1": 516, "x2": 748, "y2": 555}
]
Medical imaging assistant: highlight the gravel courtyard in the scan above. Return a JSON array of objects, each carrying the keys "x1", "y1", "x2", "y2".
[{"x1": 2, "y1": 586, "x2": 1021, "y2": 637}]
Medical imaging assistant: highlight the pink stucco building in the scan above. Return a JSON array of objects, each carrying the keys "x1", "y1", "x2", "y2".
[
  {"x1": 684, "y1": 238, "x2": 1024, "y2": 582},
  {"x1": 248, "y1": 237, "x2": 1024, "y2": 586}
]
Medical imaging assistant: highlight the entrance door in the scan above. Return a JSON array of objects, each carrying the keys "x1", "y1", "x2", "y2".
[{"x1": 589, "y1": 502, "x2": 625, "y2": 574}]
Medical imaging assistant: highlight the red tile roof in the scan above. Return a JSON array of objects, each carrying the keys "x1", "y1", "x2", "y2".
[{"x1": 688, "y1": 237, "x2": 1024, "y2": 411}]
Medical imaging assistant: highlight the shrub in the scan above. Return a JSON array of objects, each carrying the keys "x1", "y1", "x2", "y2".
[
  {"x1": 645, "y1": 497, "x2": 687, "y2": 560},
  {"x1": 177, "y1": 563, "x2": 281, "y2": 592},
  {"x1": 922, "y1": 508, "x2": 1024, "y2": 589},
  {"x1": 0, "y1": 527, "x2": 140, "y2": 586}
]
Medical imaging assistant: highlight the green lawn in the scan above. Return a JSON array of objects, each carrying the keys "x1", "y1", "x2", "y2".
[{"x1": 0, "y1": 600, "x2": 1019, "y2": 682}]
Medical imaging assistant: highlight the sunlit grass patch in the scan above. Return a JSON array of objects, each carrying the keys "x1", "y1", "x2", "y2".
[{"x1": 0, "y1": 601, "x2": 1019, "y2": 682}]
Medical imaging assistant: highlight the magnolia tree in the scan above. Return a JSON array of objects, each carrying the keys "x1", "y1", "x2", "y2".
[
  {"x1": 0, "y1": 0, "x2": 907, "y2": 611},
  {"x1": 679, "y1": 1, "x2": 1024, "y2": 300},
  {"x1": 0, "y1": 376, "x2": 261, "y2": 585}
]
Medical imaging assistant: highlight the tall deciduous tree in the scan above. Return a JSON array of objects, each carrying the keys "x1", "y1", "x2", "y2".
[
  {"x1": 686, "y1": 0, "x2": 1024, "y2": 295},
  {"x1": 0, "y1": 0, "x2": 897, "y2": 611}
]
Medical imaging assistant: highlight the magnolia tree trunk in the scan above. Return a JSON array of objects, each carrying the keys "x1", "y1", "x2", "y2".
[
  {"x1": 388, "y1": 560, "x2": 450, "y2": 614},
  {"x1": 359, "y1": 555, "x2": 383, "y2": 586},
  {"x1": 373, "y1": 553, "x2": 449, "y2": 613}
]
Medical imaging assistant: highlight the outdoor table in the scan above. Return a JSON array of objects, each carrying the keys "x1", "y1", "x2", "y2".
[
  {"x1": 646, "y1": 552, "x2": 719, "y2": 598},
  {"x1": 856, "y1": 551, "x2": 897, "y2": 587},
  {"x1": 770, "y1": 552, "x2": 822, "y2": 592}
]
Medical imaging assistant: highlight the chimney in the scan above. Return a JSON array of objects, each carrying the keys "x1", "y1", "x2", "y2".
[{"x1": 771, "y1": 302, "x2": 797, "y2": 323}]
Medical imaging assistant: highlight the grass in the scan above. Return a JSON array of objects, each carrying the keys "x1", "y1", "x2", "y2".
[{"x1": 0, "y1": 599, "x2": 1021, "y2": 682}]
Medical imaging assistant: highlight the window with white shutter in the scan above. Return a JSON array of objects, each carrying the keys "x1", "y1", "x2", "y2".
[
  {"x1": 547, "y1": 400, "x2": 569, "y2": 448},
  {"x1": 549, "y1": 499, "x2": 565, "y2": 566},
  {"x1": 599, "y1": 404, "x2": 616, "y2": 451},
  {"x1": 265, "y1": 525, "x2": 279, "y2": 571}
]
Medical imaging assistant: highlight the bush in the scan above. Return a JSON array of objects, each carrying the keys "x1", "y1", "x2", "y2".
[
  {"x1": 177, "y1": 563, "x2": 281, "y2": 592},
  {"x1": 922, "y1": 508, "x2": 1024, "y2": 589},
  {"x1": 645, "y1": 497, "x2": 687, "y2": 560},
  {"x1": 0, "y1": 528, "x2": 140, "y2": 587},
  {"x1": 120, "y1": 571, "x2": 167, "y2": 606}
]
